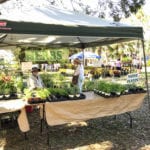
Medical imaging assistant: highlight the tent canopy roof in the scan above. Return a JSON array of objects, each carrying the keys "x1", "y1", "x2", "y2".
[{"x1": 0, "y1": 6, "x2": 144, "y2": 48}]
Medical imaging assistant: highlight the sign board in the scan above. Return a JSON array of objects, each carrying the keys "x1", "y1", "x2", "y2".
[
  {"x1": 127, "y1": 73, "x2": 139, "y2": 83},
  {"x1": 0, "y1": 21, "x2": 12, "y2": 31},
  {"x1": 25, "y1": 49, "x2": 69, "y2": 62},
  {"x1": 21, "y1": 62, "x2": 32, "y2": 72}
]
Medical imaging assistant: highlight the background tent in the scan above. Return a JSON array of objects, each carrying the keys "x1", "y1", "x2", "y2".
[
  {"x1": 0, "y1": 6, "x2": 143, "y2": 48},
  {"x1": 69, "y1": 51, "x2": 101, "y2": 59}
]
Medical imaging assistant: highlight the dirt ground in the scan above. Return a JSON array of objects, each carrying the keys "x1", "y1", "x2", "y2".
[{"x1": 0, "y1": 95, "x2": 150, "y2": 150}]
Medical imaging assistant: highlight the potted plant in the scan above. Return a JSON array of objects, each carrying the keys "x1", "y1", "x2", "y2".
[
  {"x1": 57, "y1": 88, "x2": 68, "y2": 98},
  {"x1": 23, "y1": 88, "x2": 32, "y2": 101},
  {"x1": 83, "y1": 80, "x2": 95, "y2": 92},
  {"x1": 74, "y1": 85, "x2": 80, "y2": 97},
  {"x1": 103, "y1": 83, "x2": 112, "y2": 97},
  {"x1": 35, "y1": 88, "x2": 50, "y2": 101},
  {"x1": 4, "y1": 88, "x2": 11, "y2": 98},
  {"x1": 67, "y1": 86, "x2": 76, "y2": 98},
  {"x1": 15, "y1": 76, "x2": 24, "y2": 97},
  {"x1": 0, "y1": 81, "x2": 4, "y2": 99},
  {"x1": 54, "y1": 88, "x2": 68, "y2": 100}
]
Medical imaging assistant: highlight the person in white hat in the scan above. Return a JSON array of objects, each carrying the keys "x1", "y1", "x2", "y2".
[
  {"x1": 28, "y1": 66, "x2": 45, "y2": 90},
  {"x1": 73, "y1": 58, "x2": 84, "y2": 94}
]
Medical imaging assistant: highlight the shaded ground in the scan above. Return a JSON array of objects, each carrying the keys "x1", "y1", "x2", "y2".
[{"x1": 0, "y1": 95, "x2": 150, "y2": 150}]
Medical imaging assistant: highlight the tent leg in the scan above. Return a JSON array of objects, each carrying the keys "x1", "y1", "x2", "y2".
[
  {"x1": 141, "y1": 39, "x2": 150, "y2": 110},
  {"x1": 77, "y1": 37, "x2": 85, "y2": 66},
  {"x1": 82, "y1": 48, "x2": 85, "y2": 66}
]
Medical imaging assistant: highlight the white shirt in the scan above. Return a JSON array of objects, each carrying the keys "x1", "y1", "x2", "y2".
[
  {"x1": 74, "y1": 64, "x2": 84, "y2": 78},
  {"x1": 28, "y1": 74, "x2": 44, "y2": 90}
]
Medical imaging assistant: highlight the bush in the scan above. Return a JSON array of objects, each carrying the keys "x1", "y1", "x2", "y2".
[
  {"x1": 83, "y1": 80, "x2": 96, "y2": 91},
  {"x1": 40, "y1": 73, "x2": 65, "y2": 88},
  {"x1": 147, "y1": 59, "x2": 150, "y2": 67}
]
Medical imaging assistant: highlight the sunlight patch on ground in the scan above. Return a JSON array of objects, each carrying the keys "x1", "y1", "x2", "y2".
[
  {"x1": 67, "y1": 141, "x2": 113, "y2": 150},
  {"x1": 67, "y1": 121, "x2": 88, "y2": 127},
  {"x1": 0, "y1": 137, "x2": 6, "y2": 150},
  {"x1": 139, "y1": 145, "x2": 150, "y2": 150}
]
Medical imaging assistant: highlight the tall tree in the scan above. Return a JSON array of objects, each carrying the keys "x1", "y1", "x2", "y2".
[
  {"x1": 0, "y1": 0, "x2": 8, "y2": 4},
  {"x1": 0, "y1": 0, "x2": 145, "y2": 21}
]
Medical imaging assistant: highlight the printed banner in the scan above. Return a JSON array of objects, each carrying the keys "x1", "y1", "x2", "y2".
[{"x1": 25, "y1": 49, "x2": 69, "y2": 62}]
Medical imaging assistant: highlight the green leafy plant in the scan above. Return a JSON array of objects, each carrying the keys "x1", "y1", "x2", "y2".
[
  {"x1": 83, "y1": 80, "x2": 95, "y2": 91},
  {"x1": 24, "y1": 88, "x2": 50, "y2": 100},
  {"x1": 122, "y1": 56, "x2": 132, "y2": 64},
  {"x1": 48, "y1": 88, "x2": 68, "y2": 97},
  {"x1": 23, "y1": 88, "x2": 32, "y2": 99},
  {"x1": 103, "y1": 83, "x2": 112, "y2": 93},
  {"x1": 0, "y1": 80, "x2": 5, "y2": 95},
  {"x1": 14, "y1": 76, "x2": 24, "y2": 93},
  {"x1": 35, "y1": 88, "x2": 50, "y2": 99},
  {"x1": 67, "y1": 86, "x2": 79, "y2": 95}
]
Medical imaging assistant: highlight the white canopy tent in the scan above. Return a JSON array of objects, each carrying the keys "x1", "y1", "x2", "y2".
[{"x1": 0, "y1": 6, "x2": 144, "y2": 48}]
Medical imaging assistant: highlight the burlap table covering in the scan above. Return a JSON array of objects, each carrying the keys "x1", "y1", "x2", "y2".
[
  {"x1": 0, "y1": 92, "x2": 146, "y2": 132},
  {"x1": 45, "y1": 92, "x2": 146, "y2": 126}
]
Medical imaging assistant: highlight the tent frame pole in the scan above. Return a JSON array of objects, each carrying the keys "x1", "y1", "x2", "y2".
[
  {"x1": 141, "y1": 39, "x2": 150, "y2": 110},
  {"x1": 77, "y1": 37, "x2": 85, "y2": 66},
  {"x1": 82, "y1": 48, "x2": 85, "y2": 66}
]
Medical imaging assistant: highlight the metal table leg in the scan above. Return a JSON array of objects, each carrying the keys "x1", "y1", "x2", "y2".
[
  {"x1": 126, "y1": 112, "x2": 133, "y2": 128},
  {"x1": 40, "y1": 103, "x2": 45, "y2": 133}
]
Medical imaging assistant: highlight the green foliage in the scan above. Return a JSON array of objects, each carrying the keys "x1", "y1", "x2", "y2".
[
  {"x1": 96, "y1": 81, "x2": 126, "y2": 94},
  {"x1": 67, "y1": 85, "x2": 79, "y2": 95},
  {"x1": 61, "y1": 63, "x2": 74, "y2": 69},
  {"x1": 14, "y1": 76, "x2": 24, "y2": 93},
  {"x1": 122, "y1": 56, "x2": 132, "y2": 63},
  {"x1": 0, "y1": 81, "x2": 4, "y2": 95},
  {"x1": 23, "y1": 88, "x2": 32, "y2": 99},
  {"x1": 0, "y1": 75, "x2": 18, "y2": 95},
  {"x1": 24, "y1": 88, "x2": 50, "y2": 99},
  {"x1": 147, "y1": 59, "x2": 150, "y2": 67},
  {"x1": 97, "y1": 81, "x2": 106, "y2": 91},
  {"x1": 83, "y1": 80, "x2": 96, "y2": 91},
  {"x1": 35, "y1": 88, "x2": 50, "y2": 99},
  {"x1": 48, "y1": 88, "x2": 68, "y2": 97},
  {"x1": 95, "y1": 80, "x2": 145, "y2": 95},
  {"x1": 40, "y1": 73, "x2": 65, "y2": 88},
  {"x1": 90, "y1": 67, "x2": 103, "y2": 79},
  {"x1": 0, "y1": 0, "x2": 145, "y2": 21}
]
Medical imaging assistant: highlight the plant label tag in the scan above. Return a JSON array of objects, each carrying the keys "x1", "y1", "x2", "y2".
[{"x1": 127, "y1": 73, "x2": 139, "y2": 83}]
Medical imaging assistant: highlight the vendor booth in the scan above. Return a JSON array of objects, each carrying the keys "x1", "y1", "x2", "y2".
[
  {"x1": 0, "y1": 5, "x2": 149, "y2": 136},
  {"x1": 0, "y1": 6, "x2": 145, "y2": 47}
]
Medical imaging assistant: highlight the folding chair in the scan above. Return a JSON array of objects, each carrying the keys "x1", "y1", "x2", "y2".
[{"x1": 0, "y1": 111, "x2": 20, "y2": 130}]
